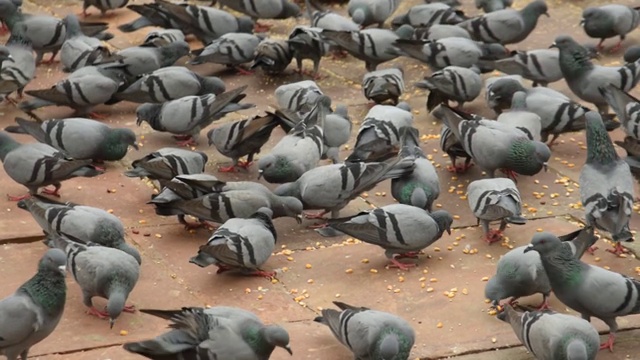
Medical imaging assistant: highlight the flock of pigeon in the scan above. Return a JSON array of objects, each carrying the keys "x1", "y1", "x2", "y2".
[{"x1": 0, "y1": 0, "x2": 640, "y2": 359}]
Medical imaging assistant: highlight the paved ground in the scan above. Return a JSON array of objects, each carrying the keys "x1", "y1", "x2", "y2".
[{"x1": 1, "y1": 0, "x2": 640, "y2": 359}]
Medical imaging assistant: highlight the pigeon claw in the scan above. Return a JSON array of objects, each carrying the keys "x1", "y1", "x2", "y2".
[
  {"x1": 388, "y1": 257, "x2": 417, "y2": 271},
  {"x1": 41, "y1": 186, "x2": 61, "y2": 198},
  {"x1": 123, "y1": 304, "x2": 137, "y2": 313},
  {"x1": 605, "y1": 242, "x2": 629, "y2": 256},
  {"x1": 253, "y1": 22, "x2": 273, "y2": 32},
  {"x1": 218, "y1": 165, "x2": 239, "y2": 173},
  {"x1": 237, "y1": 159, "x2": 253, "y2": 169},
  {"x1": 234, "y1": 66, "x2": 254, "y2": 76},
  {"x1": 536, "y1": 297, "x2": 550, "y2": 310},
  {"x1": 249, "y1": 270, "x2": 276, "y2": 279},
  {"x1": 87, "y1": 306, "x2": 109, "y2": 319},
  {"x1": 6, "y1": 193, "x2": 31, "y2": 201},
  {"x1": 587, "y1": 245, "x2": 599, "y2": 255},
  {"x1": 599, "y1": 333, "x2": 615, "y2": 352},
  {"x1": 88, "y1": 112, "x2": 109, "y2": 120},
  {"x1": 483, "y1": 230, "x2": 503, "y2": 244},
  {"x1": 307, "y1": 222, "x2": 328, "y2": 229},
  {"x1": 176, "y1": 137, "x2": 198, "y2": 147},
  {"x1": 396, "y1": 251, "x2": 420, "y2": 259},
  {"x1": 216, "y1": 265, "x2": 232, "y2": 274},
  {"x1": 609, "y1": 41, "x2": 623, "y2": 54},
  {"x1": 303, "y1": 210, "x2": 329, "y2": 220}
]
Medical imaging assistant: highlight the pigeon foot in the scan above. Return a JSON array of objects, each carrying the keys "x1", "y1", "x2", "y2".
[
  {"x1": 605, "y1": 242, "x2": 629, "y2": 256},
  {"x1": 41, "y1": 186, "x2": 61, "y2": 197},
  {"x1": 599, "y1": 333, "x2": 615, "y2": 352},
  {"x1": 87, "y1": 306, "x2": 109, "y2": 319},
  {"x1": 483, "y1": 230, "x2": 503, "y2": 244},
  {"x1": 388, "y1": 257, "x2": 416, "y2": 271},
  {"x1": 303, "y1": 210, "x2": 329, "y2": 220},
  {"x1": 7, "y1": 193, "x2": 31, "y2": 201}
]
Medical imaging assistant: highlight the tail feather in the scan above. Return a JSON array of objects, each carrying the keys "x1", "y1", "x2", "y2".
[
  {"x1": 118, "y1": 17, "x2": 154, "y2": 32},
  {"x1": 15, "y1": 117, "x2": 47, "y2": 143}
]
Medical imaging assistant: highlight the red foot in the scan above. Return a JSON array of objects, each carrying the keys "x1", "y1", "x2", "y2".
[
  {"x1": 599, "y1": 333, "x2": 615, "y2": 352},
  {"x1": 397, "y1": 251, "x2": 420, "y2": 259},
  {"x1": 42, "y1": 54, "x2": 58, "y2": 64},
  {"x1": 302, "y1": 69, "x2": 323, "y2": 80},
  {"x1": 249, "y1": 270, "x2": 276, "y2": 278},
  {"x1": 536, "y1": 297, "x2": 550, "y2": 310},
  {"x1": 253, "y1": 22, "x2": 273, "y2": 32},
  {"x1": 183, "y1": 221, "x2": 206, "y2": 230},
  {"x1": 77, "y1": 9, "x2": 90, "y2": 17},
  {"x1": 609, "y1": 41, "x2": 623, "y2": 54},
  {"x1": 123, "y1": 304, "x2": 136, "y2": 313},
  {"x1": 234, "y1": 66, "x2": 254, "y2": 76},
  {"x1": 3, "y1": 96, "x2": 17, "y2": 106},
  {"x1": 447, "y1": 163, "x2": 473, "y2": 174},
  {"x1": 587, "y1": 245, "x2": 599, "y2": 255},
  {"x1": 0, "y1": 23, "x2": 7, "y2": 35},
  {"x1": 483, "y1": 229, "x2": 504, "y2": 244},
  {"x1": 7, "y1": 193, "x2": 31, "y2": 201},
  {"x1": 218, "y1": 165, "x2": 238, "y2": 173},
  {"x1": 176, "y1": 137, "x2": 197, "y2": 147},
  {"x1": 87, "y1": 306, "x2": 109, "y2": 319},
  {"x1": 388, "y1": 257, "x2": 416, "y2": 271},
  {"x1": 307, "y1": 222, "x2": 328, "y2": 229},
  {"x1": 605, "y1": 242, "x2": 629, "y2": 256},
  {"x1": 88, "y1": 112, "x2": 109, "y2": 120},
  {"x1": 501, "y1": 168, "x2": 518, "y2": 180},
  {"x1": 216, "y1": 265, "x2": 232, "y2": 274},
  {"x1": 237, "y1": 159, "x2": 253, "y2": 169},
  {"x1": 330, "y1": 50, "x2": 349, "y2": 59},
  {"x1": 41, "y1": 186, "x2": 61, "y2": 197},
  {"x1": 303, "y1": 210, "x2": 329, "y2": 220}
]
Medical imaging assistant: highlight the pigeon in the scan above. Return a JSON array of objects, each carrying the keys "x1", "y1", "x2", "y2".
[
  {"x1": 307, "y1": 0, "x2": 359, "y2": 32},
  {"x1": 60, "y1": 14, "x2": 117, "y2": 73},
  {"x1": 190, "y1": 208, "x2": 278, "y2": 277},
  {"x1": 314, "y1": 301, "x2": 415, "y2": 359},
  {"x1": 581, "y1": 5, "x2": 640, "y2": 52},
  {"x1": 391, "y1": 127, "x2": 440, "y2": 212},
  {"x1": 124, "y1": 148, "x2": 208, "y2": 180},
  {"x1": 0, "y1": 26, "x2": 34, "y2": 101},
  {"x1": 497, "y1": 305, "x2": 599, "y2": 360},
  {"x1": 274, "y1": 157, "x2": 416, "y2": 221},
  {"x1": 49, "y1": 236, "x2": 139, "y2": 328},
  {"x1": 322, "y1": 25, "x2": 414, "y2": 71},
  {"x1": 580, "y1": 111, "x2": 634, "y2": 255},
  {"x1": 624, "y1": 45, "x2": 640, "y2": 63},
  {"x1": 391, "y1": 3, "x2": 467, "y2": 28},
  {"x1": 11, "y1": 117, "x2": 138, "y2": 162},
  {"x1": 287, "y1": 26, "x2": 329, "y2": 78},
  {"x1": 416, "y1": 66, "x2": 482, "y2": 111},
  {"x1": 439, "y1": 123, "x2": 472, "y2": 173},
  {"x1": 553, "y1": 35, "x2": 640, "y2": 115},
  {"x1": 615, "y1": 136, "x2": 640, "y2": 184},
  {"x1": 346, "y1": 102, "x2": 413, "y2": 162},
  {"x1": 117, "y1": 2, "x2": 195, "y2": 34},
  {"x1": 362, "y1": 66, "x2": 404, "y2": 105},
  {"x1": 82, "y1": 0, "x2": 129, "y2": 17},
  {"x1": 316, "y1": 204, "x2": 452, "y2": 269},
  {"x1": 411, "y1": 24, "x2": 470, "y2": 41},
  {"x1": 142, "y1": 29, "x2": 185, "y2": 47},
  {"x1": 436, "y1": 104, "x2": 551, "y2": 179},
  {"x1": 457, "y1": 0, "x2": 549, "y2": 45},
  {"x1": 496, "y1": 91, "x2": 542, "y2": 142},
  {"x1": 489, "y1": 49, "x2": 565, "y2": 87},
  {"x1": 123, "y1": 306, "x2": 292, "y2": 359},
  {"x1": 524, "y1": 232, "x2": 640, "y2": 351},
  {"x1": 485, "y1": 226, "x2": 597, "y2": 309},
  {"x1": 207, "y1": 112, "x2": 282, "y2": 172},
  {"x1": 250, "y1": 39, "x2": 293, "y2": 75},
  {"x1": 600, "y1": 84, "x2": 640, "y2": 141},
  {"x1": 348, "y1": 0, "x2": 402, "y2": 28},
  {"x1": 274, "y1": 80, "x2": 324, "y2": 116},
  {"x1": 475, "y1": 0, "x2": 512, "y2": 14},
  {"x1": 136, "y1": 85, "x2": 254, "y2": 146},
  {"x1": 0, "y1": 131, "x2": 103, "y2": 200},
  {"x1": 213, "y1": 0, "x2": 301, "y2": 32},
  {"x1": 467, "y1": 177, "x2": 526, "y2": 244},
  {"x1": 190, "y1": 33, "x2": 264, "y2": 74},
  {"x1": 99, "y1": 40, "x2": 191, "y2": 78},
  {"x1": 0, "y1": 249, "x2": 67, "y2": 360},
  {"x1": 322, "y1": 104, "x2": 352, "y2": 163}
]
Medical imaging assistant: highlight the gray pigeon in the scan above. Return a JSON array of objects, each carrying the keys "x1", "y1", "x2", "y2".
[
  {"x1": 274, "y1": 80, "x2": 324, "y2": 116},
  {"x1": 82, "y1": 0, "x2": 129, "y2": 17},
  {"x1": 11, "y1": 117, "x2": 138, "y2": 162},
  {"x1": 99, "y1": 40, "x2": 191, "y2": 78},
  {"x1": 49, "y1": 236, "x2": 139, "y2": 329},
  {"x1": 308, "y1": 0, "x2": 359, "y2": 32},
  {"x1": 581, "y1": 5, "x2": 640, "y2": 52},
  {"x1": 391, "y1": 127, "x2": 440, "y2": 211},
  {"x1": 317, "y1": 204, "x2": 452, "y2": 270},
  {"x1": 0, "y1": 131, "x2": 103, "y2": 200},
  {"x1": 274, "y1": 157, "x2": 416, "y2": 221},
  {"x1": 391, "y1": 3, "x2": 467, "y2": 28},
  {"x1": 124, "y1": 147, "x2": 208, "y2": 180},
  {"x1": 190, "y1": 33, "x2": 264, "y2": 74},
  {"x1": 624, "y1": 45, "x2": 640, "y2": 63},
  {"x1": 60, "y1": 14, "x2": 116, "y2": 73},
  {"x1": 190, "y1": 208, "x2": 278, "y2": 277},
  {"x1": 485, "y1": 227, "x2": 597, "y2": 309},
  {"x1": 458, "y1": 0, "x2": 549, "y2": 45},
  {"x1": 497, "y1": 305, "x2": 599, "y2": 360},
  {"x1": 322, "y1": 104, "x2": 352, "y2": 164},
  {"x1": 411, "y1": 24, "x2": 471, "y2": 41},
  {"x1": 207, "y1": 113, "x2": 282, "y2": 172},
  {"x1": 348, "y1": 0, "x2": 402, "y2": 28},
  {"x1": 490, "y1": 49, "x2": 564, "y2": 87},
  {"x1": 111, "y1": 66, "x2": 226, "y2": 104},
  {"x1": 496, "y1": 91, "x2": 542, "y2": 142},
  {"x1": 475, "y1": 0, "x2": 512, "y2": 13},
  {"x1": 416, "y1": 66, "x2": 482, "y2": 111},
  {"x1": 123, "y1": 306, "x2": 292, "y2": 359},
  {"x1": 0, "y1": 26, "x2": 34, "y2": 102},
  {"x1": 553, "y1": 34, "x2": 640, "y2": 115},
  {"x1": 287, "y1": 26, "x2": 330, "y2": 78},
  {"x1": 117, "y1": 2, "x2": 196, "y2": 35},
  {"x1": 580, "y1": 112, "x2": 634, "y2": 255},
  {"x1": 251, "y1": 39, "x2": 293, "y2": 75},
  {"x1": 314, "y1": 301, "x2": 415, "y2": 359},
  {"x1": 436, "y1": 104, "x2": 550, "y2": 178},
  {"x1": 439, "y1": 123, "x2": 472, "y2": 173},
  {"x1": 600, "y1": 84, "x2": 640, "y2": 141},
  {"x1": 525, "y1": 232, "x2": 640, "y2": 351},
  {"x1": 467, "y1": 178, "x2": 526, "y2": 244},
  {"x1": 17, "y1": 195, "x2": 141, "y2": 264},
  {"x1": 362, "y1": 67, "x2": 404, "y2": 105},
  {"x1": 142, "y1": 29, "x2": 185, "y2": 47},
  {"x1": 0, "y1": 249, "x2": 67, "y2": 360},
  {"x1": 614, "y1": 136, "x2": 640, "y2": 185},
  {"x1": 136, "y1": 85, "x2": 254, "y2": 146},
  {"x1": 214, "y1": 0, "x2": 301, "y2": 31}
]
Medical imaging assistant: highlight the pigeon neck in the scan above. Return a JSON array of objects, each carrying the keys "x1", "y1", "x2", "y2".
[
  {"x1": 245, "y1": 327, "x2": 276, "y2": 357},
  {"x1": 505, "y1": 139, "x2": 543, "y2": 175},
  {"x1": 538, "y1": 245, "x2": 584, "y2": 289},
  {"x1": 374, "y1": 329, "x2": 410, "y2": 359},
  {"x1": 99, "y1": 131, "x2": 131, "y2": 161},
  {"x1": 19, "y1": 266, "x2": 67, "y2": 316},
  {"x1": 520, "y1": 5, "x2": 546, "y2": 34},
  {"x1": 0, "y1": 134, "x2": 20, "y2": 161},
  {"x1": 586, "y1": 122, "x2": 618, "y2": 164},
  {"x1": 399, "y1": 183, "x2": 432, "y2": 209},
  {"x1": 558, "y1": 46, "x2": 594, "y2": 80}
]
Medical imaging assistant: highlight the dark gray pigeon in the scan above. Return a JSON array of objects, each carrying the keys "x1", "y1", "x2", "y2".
[
  {"x1": 362, "y1": 67, "x2": 404, "y2": 105},
  {"x1": 391, "y1": 3, "x2": 467, "y2": 28},
  {"x1": 416, "y1": 66, "x2": 482, "y2": 111},
  {"x1": 136, "y1": 85, "x2": 254, "y2": 146},
  {"x1": 11, "y1": 117, "x2": 138, "y2": 162},
  {"x1": 49, "y1": 236, "x2": 139, "y2": 328},
  {"x1": 124, "y1": 147, "x2": 208, "y2": 180},
  {"x1": 82, "y1": 0, "x2": 129, "y2": 17},
  {"x1": 287, "y1": 25, "x2": 329, "y2": 78},
  {"x1": 60, "y1": 14, "x2": 117, "y2": 73},
  {"x1": 142, "y1": 29, "x2": 185, "y2": 47},
  {"x1": 251, "y1": 39, "x2": 293, "y2": 75},
  {"x1": 348, "y1": 0, "x2": 402, "y2": 28},
  {"x1": 475, "y1": 0, "x2": 512, "y2": 13},
  {"x1": 123, "y1": 306, "x2": 292, "y2": 359},
  {"x1": 314, "y1": 301, "x2": 415, "y2": 359},
  {"x1": 0, "y1": 131, "x2": 103, "y2": 200},
  {"x1": 317, "y1": 204, "x2": 452, "y2": 270},
  {"x1": 0, "y1": 249, "x2": 67, "y2": 360},
  {"x1": 391, "y1": 127, "x2": 440, "y2": 212},
  {"x1": 580, "y1": 111, "x2": 634, "y2": 255},
  {"x1": 190, "y1": 33, "x2": 264, "y2": 74},
  {"x1": 17, "y1": 195, "x2": 141, "y2": 264},
  {"x1": 525, "y1": 232, "x2": 640, "y2": 351},
  {"x1": 497, "y1": 305, "x2": 599, "y2": 360},
  {"x1": 0, "y1": 26, "x2": 34, "y2": 102},
  {"x1": 190, "y1": 208, "x2": 278, "y2": 277},
  {"x1": 214, "y1": 0, "x2": 301, "y2": 32},
  {"x1": 99, "y1": 40, "x2": 191, "y2": 78},
  {"x1": 600, "y1": 84, "x2": 640, "y2": 141},
  {"x1": 581, "y1": 5, "x2": 640, "y2": 52}
]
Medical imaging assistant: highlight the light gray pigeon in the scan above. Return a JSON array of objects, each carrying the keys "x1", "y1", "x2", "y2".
[
  {"x1": 0, "y1": 249, "x2": 67, "y2": 360},
  {"x1": 458, "y1": 0, "x2": 549, "y2": 45},
  {"x1": 322, "y1": 104, "x2": 352, "y2": 164},
  {"x1": 485, "y1": 227, "x2": 597, "y2": 309},
  {"x1": 287, "y1": 25, "x2": 329, "y2": 78},
  {"x1": 111, "y1": 66, "x2": 226, "y2": 104},
  {"x1": 99, "y1": 40, "x2": 191, "y2": 78},
  {"x1": 391, "y1": 3, "x2": 467, "y2": 28},
  {"x1": 348, "y1": 0, "x2": 402, "y2": 28},
  {"x1": 308, "y1": 0, "x2": 359, "y2": 32},
  {"x1": 274, "y1": 157, "x2": 416, "y2": 221},
  {"x1": 123, "y1": 306, "x2": 292, "y2": 359},
  {"x1": 17, "y1": 195, "x2": 141, "y2": 264},
  {"x1": 11, "y1": 117, "x2": 138, "y2": 162},
  {"x1": 317, "y1": 204, "x2": 452, "y2": 270},
  {"x1": 0, "y1": 131, "x2": 103, "y2": 200},
  {"x1": 251, "y1": 39, "x2": 293, "y2": 75},
  {"x1": 436, "y1": 104, "x2": 550, "y2": 178},
  {"x1": 581, "y1": 5, "x2": 640, "y2": 52},
  {"x1": 314, "y1": 301, "x2": 415, "y2": 359},
  {"x1": 416, "y1": 66, "x2": 482, "y2": 111},
  {"x1": 475, "y1": 0, "x2": 512, "y2": 13},
  {"x1": 600, "y1": 84, "x2": 640, "y2": 141},
  {"x1": 496, "y1": 91, "x2": 542, "y2": 142},
  {"x1": 580, "y1": 111, "x2": 634, "y2": 255},
  {"x1": 136, "y1": 85, "x2": 254, "y2": 146},
  {"x1": 490, "y1": 49, "x2": 564, "y2": 87},
  {"x1": 411, "y1": 24, "x2": 471, "y2": 41},
  {"x1": 207, "y1": 112, "x2": 282, "y2": 172},
  {"x1": 391, "y1": 127, "x2": 440, "y2": 212},
  {"x1": 142, "y1": 29, "x2": 185, "y2": 47},
  {"x1": 346, "y1": 102, "x2": 413, "y2": 162},
  {"x1": 275, "y1": 80, "x2": 324, "y2": 116},
  {"x1": 49, "y1": 236, "x2": 139, "y2": 329},
  {"x1": 497, "y1": 305, "x2": 599, "y2": 360},
  {"x1": 60, "y1": 14, "x2": 116, "y2": 73},
  {"x1": 190, "y1": 208, "x2": 278, "y2": 277},
  {"x1": 214, "y1": 0, "x2": 301, "y2": 31},
  {"x1": 82, "y1": 0, "x2": 129, "y2": 17},
  {"x1": 190, "y1": 33, "x2": 264, "y2": 74},
  {"x1": 362, "y1": 66, "x2": 404, "y2": 105},
  {"x1": 615, "y1": 136, "x2": 640, "y2": 185},
  {"x1": 124, "y1": 147, "x2": 208, "y2": 180},
  {"x1": 0, "y1": 26, "x2": 34, "y2": 102},
  {"x1": 525, "y1": 232, "x2": 640, "y2": 351}
]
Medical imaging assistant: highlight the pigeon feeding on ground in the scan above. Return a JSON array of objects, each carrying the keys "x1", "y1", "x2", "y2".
[
  {"x1": 362, "y1": 66, "x2": 404, "y2": 105},
  {"x1": 124, "y1": 148, "x2": 208, "y2": 181},
  {"x1": 581, "y1": 5, "x2": 640, "y2": 52},
  {"x1": 348, "y1": 0, "x2": 402, "y2": 28}
]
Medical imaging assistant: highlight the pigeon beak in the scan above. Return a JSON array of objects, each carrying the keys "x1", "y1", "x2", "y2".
[
  {"x1": 131, "y1": 143, "x2": 139, "y2": 150},
  {"x1": 284, "y1": 345, "x2": 293, "y2": 355},
  {"x1": 543, "y1": 162, "x2": 548, "y2": 172},
  {"x1": 257, "y1": 169, "x2": 264, "y2": 180},
  {"x1": 579, "y1": 18, "x2": 585, "y2": 26},
  {"x1": 544, "y1": 11, "x2": 549, "y2": 17},
  {"x1": 446, "y1": 227, "x2": 452, "y2": 235},
  {"x1": 4, "y1": 54, "x2": 14, "y2": 62},
  {"x1": 549, "y1": 42, "x2": 557, "y2": 49},
  {"x1": 58, "y1": 265, "x2": 66, "y2": 275},
  {"x1": 109, "y1": 318, "x2": 115, "y2": 329},
  {"x1": 523, "y1": 245, "x2": 534, "y2": 253},
  {"x1": 135, "y1": 117, "x2": 144, "y2": 126},
  {"x1": 295, "y1": 214, "x2": 303, "y2": 224}
]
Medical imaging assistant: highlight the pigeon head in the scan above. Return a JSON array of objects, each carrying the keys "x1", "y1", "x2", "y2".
[
  {"x1": 524, "y1": 232, "x2": 562, "y2": 255},
  {"x1": 135, "y1": 103, "x2": 163, "y2": 128},
  {"x1": 115, "y1": 128, "x2": 139, "y2": 150},
  {"x1": 390, "y1": 13, "x2": 409, "y2": 28},
  {"x1": 106, "y1": 289, "x2": 127, "y2": 329},
  {"x1": 484, "y1": 276, "x2": 506, "y2": 305},
  {"x1": 334, "y1": 104, "x2": 349, "y2": 119},
  {"x1": 624, "y1": 45, "x2": 640, "y2": 63},
  {"x1": 566, "y1": 339, "x2": 589, "y2": 360},
  {"x1": 257, "y1": 154, "x2": 303, "y2": 183},
  {"x1": 160, "y1": 41, "x2": 191, "y2": 66},
  {"x1": 522, "y1": 0, "x2": 549, "y2": 19},
  {"x1": 272, "y1": 196, "x2": 303, "y2": 222},
  {"x1": 377, "y1": 333, "x2": 400, "y2": 360},
  {"x1": 487, "y1": 78, "x2": 525, "y2": 104},
  {"x1": 201, "y1": 76, "x2": 226, "y2": 96},
  {"x1": 506, "y1": 139, "x2": 550, "y2": 176},
  {"x1": 580, "y1": 7, "x2": 613, "y2": 36},
  {"x1": 396, "y1": 101, "x2": 411, "y2": 112},
  {"x1": 431, "y1": 210, "x2": 453, "y2": 236},
  {"x1": 40, "y1": 249, "x2": 67, "y2": 275},
  {"x1": 395, "y1": 25, "x2": 415, "y2": 40},
  {"x1": 262, "y1": 324, "x2": 292, "y2": 355},
  {"x1": 551, "y1": 35, "x2": 594, "y2": 79},
  {"x1": 237, "y1": 16, "x2": 255, "y2": 34},
  {"x1": 100, "y1": 128, "x2": 138, "y2": 161},
  {"x1": 351, "y1": 7, "x2": 370, "y2": 25},
  {"x1": 0, "y1": 130, "x2": 20, "y2": 161},
  {"x1": 254, "y1": 207, "x2": 274, "y2": 220},
  {"x1": 584, "y1": 111, "x2": 618, "y2": 165},
  {"x1": 62, "y1": 14, "x2": 82, "y2": 37},
  {"x1": 0, "y1": 45, "x2": 13, "y2": 65},
  {"x1": 0, "y1": 0, "x2": 18, "y2": 19}
]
